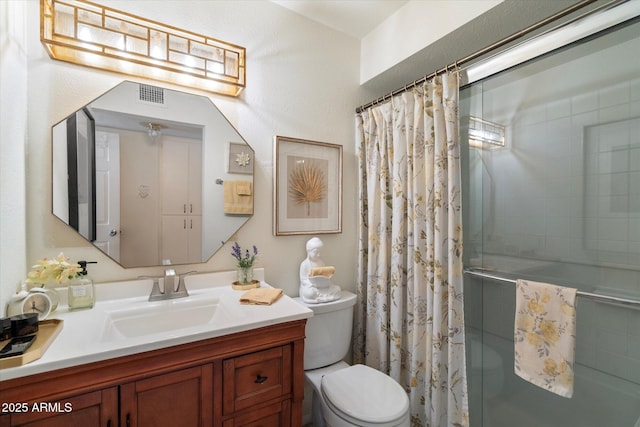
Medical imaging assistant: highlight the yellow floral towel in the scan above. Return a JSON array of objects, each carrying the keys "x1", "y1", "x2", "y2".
[{"x1": 515, "y1": 279, "x2": 577, "y2": 398}]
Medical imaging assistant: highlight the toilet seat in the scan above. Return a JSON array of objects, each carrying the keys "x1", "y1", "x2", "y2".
[{"x1": 321, "y1": 364, "x2": 409, "y2": 425}]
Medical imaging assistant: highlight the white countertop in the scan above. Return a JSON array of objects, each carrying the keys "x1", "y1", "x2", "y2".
[{"x1": 0, "y1": 268, "x2": 312, "y2": 382}]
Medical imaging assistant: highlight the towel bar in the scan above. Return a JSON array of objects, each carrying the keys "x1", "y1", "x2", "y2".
[{"x1": 463, "y1": 268, "x2": 640, "y2": 308}]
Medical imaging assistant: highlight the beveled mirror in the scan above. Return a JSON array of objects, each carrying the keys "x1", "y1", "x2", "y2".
[{"x1": 52, "y1": 81, "x2": 254, "y2": 268}]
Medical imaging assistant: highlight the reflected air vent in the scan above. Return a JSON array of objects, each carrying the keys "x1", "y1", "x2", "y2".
[{"x1": 139, "y1": 84, "x2": 164, "y2": 104}]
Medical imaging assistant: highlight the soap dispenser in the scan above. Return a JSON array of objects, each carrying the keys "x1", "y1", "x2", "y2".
[{"x1": 68, "y1": 261, "x2": 97, "y2": 311}]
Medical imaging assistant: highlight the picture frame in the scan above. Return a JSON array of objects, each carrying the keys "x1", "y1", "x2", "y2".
[
  {"x1": 227, "y1": 142, "x2": 254, "y2": 174},
  {"x1": 273, "y1": 136, "x2": 342, "y2": 236}
]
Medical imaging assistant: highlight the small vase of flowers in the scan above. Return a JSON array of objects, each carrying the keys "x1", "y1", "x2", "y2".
[
  {"x1": 231, "y1": 242, "x2": 258, "y2": 288},
  {"x1": 25, "y1": 252, "x2": 82, "y2": 311}
]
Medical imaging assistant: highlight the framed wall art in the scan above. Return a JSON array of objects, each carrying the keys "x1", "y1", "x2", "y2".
[{"x1": 273, "y1": 136, "x2": 342, "y2": 235}]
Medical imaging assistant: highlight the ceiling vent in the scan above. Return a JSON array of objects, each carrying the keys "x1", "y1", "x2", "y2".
[{"x1": 139, "y1": 84, "x2": 164, "y2": 105}]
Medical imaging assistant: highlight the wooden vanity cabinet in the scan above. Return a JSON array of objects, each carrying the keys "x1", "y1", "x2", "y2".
[
  {"x1": 0, "y1": 320, "x2": 306, "y2": 427},
  {"x1": 121, "y1": 365, "x2": 213, "y2": 427},
  {"x1": 3, "y1": 388, "x2": 118, "y2": 427}
]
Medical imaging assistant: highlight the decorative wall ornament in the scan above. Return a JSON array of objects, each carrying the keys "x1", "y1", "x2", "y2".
[
  {"x1": 273, "y1": 136, "x2": 342, "y2": 236},
  {"x1": 40, "y1": 0, "x2": 246, "y2": 96},
  {"x1": 137, "y1": 185, "x2": 150, "y2": 199},
  {"x1": 227, "y1": 142, "x2": 253, "y2": 174}
]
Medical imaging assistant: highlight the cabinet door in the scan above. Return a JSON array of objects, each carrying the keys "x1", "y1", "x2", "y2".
[
  {"x1": 188, "y1": 142, "x2": 202, "y2": 215},
  {"x1": 188, "y1": 215, "x2": 202, "y2": 263},
  {"x1": 161, "y1": 140, "x2": 190, "y2": 215},
  {"x1": 161, "y1": 215, "x2": 202, "y2": 264},
  {"x1": 161, "y1": 140, "x2": 202, "y2": 216},
  {"x1": 120, "y1": 365, "x2": 213, "y2": 427},
  {"x1": 7, "y1": 388, "x2": 117, "y2": 427},
  {"x1": 161, "y1": 215, "x2": 190, "y2": 264}
]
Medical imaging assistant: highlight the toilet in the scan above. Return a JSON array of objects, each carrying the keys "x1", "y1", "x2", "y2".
[{"x1": 295, "y1": 291, "x2": 410, "y2": 427}]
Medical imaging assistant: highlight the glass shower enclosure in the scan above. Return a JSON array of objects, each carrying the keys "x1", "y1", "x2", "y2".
[{"x1": 461, "y1": 4, "x2": 640, "y2": 426}]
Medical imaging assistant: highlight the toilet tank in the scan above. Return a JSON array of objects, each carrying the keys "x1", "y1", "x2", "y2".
[{"x1": 294, "y1": 291, "x2": 357, "y2": 370}]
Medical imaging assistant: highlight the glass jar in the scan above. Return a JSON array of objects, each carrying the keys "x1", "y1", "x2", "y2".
[
  {"x1": 68, "y1": 276, "x2": 95, "y2": 311},
  {"x1": 236, "y1": 266, "x2": 254, "y2": 285},
  {"x1": 43, "y1": 287, "x2": 60, "y2": 312}
]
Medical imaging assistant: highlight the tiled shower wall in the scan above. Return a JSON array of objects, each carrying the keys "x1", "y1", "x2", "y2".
[{"x1": 481, "y1": 77, "x2": 640, "y2": 271}]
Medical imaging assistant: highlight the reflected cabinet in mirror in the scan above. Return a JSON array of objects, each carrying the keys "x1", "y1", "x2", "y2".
[{"x1": 52, "y1": 81, "x2": 254, "y2": 268}]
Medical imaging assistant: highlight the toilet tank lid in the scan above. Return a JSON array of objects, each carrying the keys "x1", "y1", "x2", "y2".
[
  {"x1": 293, "y1": 291, "x2": 356, "y2": 314},
  {"x1": 321, "y1": 364, "x2": 409, "y2": 424}
]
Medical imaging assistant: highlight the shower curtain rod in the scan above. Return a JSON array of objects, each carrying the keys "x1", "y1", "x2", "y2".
[
  {"x1": 464, "y1": 268, "x2": 640, "y2": 308},
  {"x1": 355, "y1": 0, "x2": 607, "y2": 114}
]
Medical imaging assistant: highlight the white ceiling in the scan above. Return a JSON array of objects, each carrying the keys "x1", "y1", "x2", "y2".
[{"x1": 271, "y1": 0, "x2": 409, "y2": 39}]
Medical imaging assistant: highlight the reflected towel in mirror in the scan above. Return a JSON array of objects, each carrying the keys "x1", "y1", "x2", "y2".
[{"x1": 224, "y1": 180, "x2": 253, "y2": 214}]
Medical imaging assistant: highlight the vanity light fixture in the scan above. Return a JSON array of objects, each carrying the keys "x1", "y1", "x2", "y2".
[
  {"x1": 40, "y1": 0, "x2": 246, "y2": 96},
  {"x1": 468, "y1": 116, "x2": 506, "y2": 150}
]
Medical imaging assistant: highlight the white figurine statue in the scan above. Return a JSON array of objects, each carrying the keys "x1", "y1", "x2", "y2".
[{"x1": 299, "y1": 237, "x2": 341, "y2": 303}]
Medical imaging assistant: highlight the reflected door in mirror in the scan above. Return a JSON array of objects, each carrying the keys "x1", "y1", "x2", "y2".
[{"x1": 94, "y1": 131, "x2": 121, "y2": 262}]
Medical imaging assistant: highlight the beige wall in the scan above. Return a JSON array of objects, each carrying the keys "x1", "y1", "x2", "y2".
[
  {"x1": 0, "y1": 0, "x2": 587, "y2": 311},
  {"x1": 1, "y1": 0, "x2": 364, "y2": 310},
  {"x1": 1, "y1": 1, "x2": 28, "y2": 310}
]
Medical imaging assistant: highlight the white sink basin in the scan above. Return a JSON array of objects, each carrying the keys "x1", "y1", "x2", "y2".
[{"x1": 101, "y1": 295, "x2": 220, "y2": 341}]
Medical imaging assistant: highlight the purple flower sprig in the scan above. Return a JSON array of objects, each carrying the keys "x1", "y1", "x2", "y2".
[{"x1": 231, "y1": 242, "x2": 258, "y2": 268}]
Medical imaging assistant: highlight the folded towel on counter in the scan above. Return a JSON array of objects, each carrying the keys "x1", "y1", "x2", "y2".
[
  {"x1": 514, "y1": 279, "x2": 577, "y2": 398},
  {"x1": 224, "y1": 180, "x2": 253, "y2": 215},
  {"x1": 309, "y1": 266, "x2": 335, "y2": 278},
  {"x1": 240, "y1": 288, "x2": 283, "y2": 305}
]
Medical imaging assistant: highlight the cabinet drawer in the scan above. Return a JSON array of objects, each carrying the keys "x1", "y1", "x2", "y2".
[
  {"x1": 223, "y1": 346, "x2": 291, "y2": 414},
  {"x1": 222, "y1": 400, "x2": 291, "y2": 427}
]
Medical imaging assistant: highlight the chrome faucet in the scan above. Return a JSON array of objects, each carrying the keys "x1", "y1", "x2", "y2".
[
  {"x1": 164, "y1": 267, "x2": 178, "y2": 294},
  {"x1": 141, "y1": 270, "x2": 196, "y2": 301}
]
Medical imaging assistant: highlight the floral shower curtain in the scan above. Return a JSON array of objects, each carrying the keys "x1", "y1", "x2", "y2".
[{"x1": 354, "y1": 72, "x2": 468, "y2": 427}]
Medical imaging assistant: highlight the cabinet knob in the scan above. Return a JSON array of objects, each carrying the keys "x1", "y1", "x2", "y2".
[
  {"x1": 109, "y1": 229, "x2": 118, "y2": 237},
  {"x1": 254, "y1": 374, "x2": 268, "y2": 384}
]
